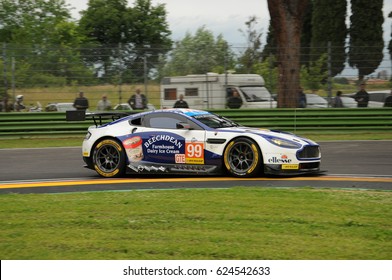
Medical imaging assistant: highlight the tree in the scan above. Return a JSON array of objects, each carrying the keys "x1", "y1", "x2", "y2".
[
  {"x1": 349, "y1": 0, "x2": 384, "y2": 82},
  {"x1": 0, "y1": 0, "x2": 71, "y2": 44},
  {"x1": 311, "y1": 0, "x2": 347, "y2": 77},
  {"x1": 0, "y1": 0, "x2": 91, "y2": 87},
  {"x1": 78, "y1": 0, "x2": 130, "y2": 79},
  {"x1": 79, "y1": 0, "x2": 172, "y2": 82},
  {"x1": 267, "y1": 0, "x2": 309, "y2": 108},
  {"x1": 124, "y1": 0, "x2": 173, "y2": 81},
  {"x1": 300, "y1": 53, "x2": 328, "y2": 90},
  {"x1": 237, "y1": 16, "x2": 263, "y2": 73},
  {"x1": 299, "y1": 1, "x2": 313, "y2": 69},
  {"x1": 160, "y1": 27, "x2": 235, "y2": 77},
  {"x1": 388, "y1": 11, "x2": 392, "y2": 80},
  {"x1": 261, "y1": 20, "x2": 277, "y2": 59}
]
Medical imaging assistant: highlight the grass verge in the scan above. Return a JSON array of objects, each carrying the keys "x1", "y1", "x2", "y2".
[{"x1": 0, "y1": 187, "x2": 391, "y2": 260}]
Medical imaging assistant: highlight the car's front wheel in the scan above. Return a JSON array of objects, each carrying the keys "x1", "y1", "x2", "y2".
[
  {"x1": 92, "y1": 138, "x2": 126, "y2": 178},
  {"x1": 223, "y1": 137, "x2": 262, "y2": 177}
]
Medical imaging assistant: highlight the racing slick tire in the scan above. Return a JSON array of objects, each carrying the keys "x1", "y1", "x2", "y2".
[
  {"x1": 223, "y1": 137, "x2": 262, "y2": 177},
  {"x1": 92, "y1": 138, "x2": 126, "y2": 178}
]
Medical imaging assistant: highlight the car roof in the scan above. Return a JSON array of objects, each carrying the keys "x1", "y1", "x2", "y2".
[{"x1": 150, "y1": 108, "x2": 211, "y2": 117}]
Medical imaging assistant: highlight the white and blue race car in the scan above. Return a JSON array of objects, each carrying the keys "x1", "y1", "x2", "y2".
[{"x1": 80, "y1": 109, "x2": 321, "y2": 178}]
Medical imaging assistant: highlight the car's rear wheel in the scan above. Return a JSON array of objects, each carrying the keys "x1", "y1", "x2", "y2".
[
  {"x1": 223, "y1": 137, "x2": 262, "y2": 177},
  {"x1": 92, "y1": 138, "x2": 126, "y2": 178}
]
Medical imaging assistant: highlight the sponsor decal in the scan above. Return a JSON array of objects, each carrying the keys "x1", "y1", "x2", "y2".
[
  {"x1": 128, "y1": 164, "x2": 167, "y2": 173},
  {"x1": 122, "y1": 132, "x2": 205, "y2": 165},
  {"x1": 144, "y1": 134, "x2": 182, "y2": 149},
  {"x1": 123, "y1": 136, "x2": 143, "y2": 162},
  {"x1": 268, "y1": 155, "x2": 292, "y2": 164},
  {"x1": 282, "y1": 164, "x2": 299, "y2": 170},
  {"x1": 185, "y1": 142, "x2": 204, "y2": 164},
  {"x1": 94, "y1": 165, "x2": 119, "y2": 177},
  {"x1": 175, "y1": 154, "x2": 186, "y2": 163}
]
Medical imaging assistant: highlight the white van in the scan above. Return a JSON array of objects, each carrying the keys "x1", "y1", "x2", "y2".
[{"x1": 161, "y1": 73, "x2": 277, "y2": 109}]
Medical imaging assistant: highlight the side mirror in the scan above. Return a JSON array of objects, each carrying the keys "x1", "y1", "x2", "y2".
[{"x1": 176, "y1": 122, "x2": 191, "y2": 129}]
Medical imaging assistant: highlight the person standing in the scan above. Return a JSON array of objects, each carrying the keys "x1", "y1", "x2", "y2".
[
  {"x1": 354, "y1": 83, "x2": 369, "y2": 108},
  {"x1": 73, "y1": 91, "x2": 89, "y2": 110},
  {"x1": 384, "y1": 89, "x2": 392, "y2": 107},
  {"x1": 333, "y1": 91, "x2": 344, "y2": 108},
  {"x1": 173, "y1": 94, "x2": 189, "y2": 108},
  {"x1": 97, "y1": 94, "x2": 111, "y2": 111},
  {"x1": 128, "y1": 88, "x2": 148, "y2": 110},
  {"x1": 297, "y1": 87, "x2": 306, "y2": 108}
]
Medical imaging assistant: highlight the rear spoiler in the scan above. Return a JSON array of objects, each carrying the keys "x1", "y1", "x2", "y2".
[{"x1": 66, "y1": 111, "x2": 134, "y2": 126}]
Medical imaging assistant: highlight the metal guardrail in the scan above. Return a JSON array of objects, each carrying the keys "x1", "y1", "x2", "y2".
[{"x1": 0, "y1": 108, "x2": 391, "y2": 137}]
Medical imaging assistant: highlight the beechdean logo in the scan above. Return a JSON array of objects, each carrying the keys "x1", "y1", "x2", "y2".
[{"x1": 268, "y1": 155, "x2": 292, "y2": 164}]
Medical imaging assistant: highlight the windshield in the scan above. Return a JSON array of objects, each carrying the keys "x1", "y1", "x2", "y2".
[
  {"x1": 240, "y1": 86, "x2": 272, "y2": 102},
  {"x1": 192, "y1": 114, "x2": 240, "y2": 129}
]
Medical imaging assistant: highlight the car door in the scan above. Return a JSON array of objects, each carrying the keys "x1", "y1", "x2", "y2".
[{"x1": 136, "y1": 112, "x2": 207, "y2": 166}]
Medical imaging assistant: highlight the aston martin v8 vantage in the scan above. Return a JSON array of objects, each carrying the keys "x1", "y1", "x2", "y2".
[{"x1": 81, "y1": 109, "x2": 321, "y2": 177}]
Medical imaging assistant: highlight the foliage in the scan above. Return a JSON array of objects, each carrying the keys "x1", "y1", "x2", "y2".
[
  {"x1": 0, "y1": 0, "x2": 93, "y2": 87},
  {"x1": 300, "y1": 1, "x2": 313, "y2": 68},
  {"x1": 159, "y1": 27, "x2": 235, "y2": 77},
  {"x1": 389, "y1": 11, "x2": 392, "y2": 75},
  {"x1": 333, "y1": 77, "x2": 349, "y2": 85},
  {"x1": 253, "y1": 55, "x2": 278, "y2": 94},
  {"x1": 349, "y1": 0, "x2": 384, "y2": 81},
  {"x1": 300, "y1": 53, "x2": 328, "y2": 90},
  {"x1": 78, "y1": 0, "x2": 172, "y2": 82},
  {"x1": 311, "y1": 0, "x2": 347, "y2": 77},
  {"x1": 237, "y1": 16, "x2": 264, "y2": 74},
  {"x1": 0, "y1": 0, "x2": 71, "y2": 44},
  {"x1": 261, "y1": 20, "x2": 276, "y2": 59},
  {"x1": 126, "y1": 0, "x2": 172, "y2": 79}
]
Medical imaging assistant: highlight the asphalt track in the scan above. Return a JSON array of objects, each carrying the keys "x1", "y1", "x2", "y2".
[{"x1": 0, "y1": 140, "x2": 391, "y2": 194}]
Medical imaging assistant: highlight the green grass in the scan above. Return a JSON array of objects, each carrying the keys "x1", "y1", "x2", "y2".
[
  {"x1": 1, "y1": 131, "x2": 391, "y2": 260},
  {"x1": 0, "y1": 188, "x2": 390, "y2": 260}
]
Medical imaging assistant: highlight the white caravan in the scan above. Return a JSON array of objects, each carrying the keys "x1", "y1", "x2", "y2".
[{"x1": 160, "y1": 73, "x2": 277, "y2": 109}]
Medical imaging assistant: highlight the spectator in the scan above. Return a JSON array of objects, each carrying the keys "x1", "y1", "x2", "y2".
[
  {"x1": 333, "y1": 91, "x2": 344, "y2": 108},
  {"x1": 97, "y1": 94, "x2": 111, "y2": 111},
  {"x1": 14, "y1": 95, "x2": 26, "y2": 112},
  {"x1": 226, "y1": 89, "x2": 243, "y2": 109},
  {"x1": 128, "y1": 88, "x2": 148, "y2": 110},
  {"x1": 173, "y1": 94, "x2": 189, "y2": 108},
  {"x1": 384, "y1": 89, "x2": 392, "y2": 107},
  {"x1": 73, "y1": 91, "x2": 89, "y2": 111},
  {"x1": 354, "y1": 83, "x2": 369, "y2": 107},
  {"x1": 297, "y1": 87, "x2": 306, "y2": 108}
]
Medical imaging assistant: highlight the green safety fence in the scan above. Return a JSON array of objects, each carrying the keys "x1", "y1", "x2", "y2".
[{"x1": 0, "y1": 108, "x2": 391, "y2": 137}]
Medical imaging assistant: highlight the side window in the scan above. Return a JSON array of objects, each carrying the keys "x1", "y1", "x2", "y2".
[
  {"x1": 164, "y1": 88, "x2": 177, "y2": 100},
  {"x1": 185, "y1": 88, "x2": 198, "y2": 97},
  {"x1": 129, "y1": 117, "x2": 142, "y2": 126},
  {"x1": 144, "y1": 113, "x2": 203, "y2": 130},
  {"x1": 149, "y1": 117, "x2": 179, "y2": 129},
  {"x1": 226, "y1": 88, "x2": 234, "y2": 98}
]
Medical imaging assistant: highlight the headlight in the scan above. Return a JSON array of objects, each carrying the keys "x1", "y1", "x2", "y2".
[
  {"x1": 265, "y1": 136, "x2": 302, "y2": 149},
  {"x1": 84, "y1": 131, "x2": 92, "y2": 140}
]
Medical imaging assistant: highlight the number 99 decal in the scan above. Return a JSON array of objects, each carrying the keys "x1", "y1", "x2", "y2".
[{"x1": 185, "y1": 142, "x2": 204, "y2": 164}]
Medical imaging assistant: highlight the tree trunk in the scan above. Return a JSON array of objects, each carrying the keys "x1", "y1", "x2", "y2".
[{"x1": 267, "y1": 0, "x2": 309, "y2": 108}]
